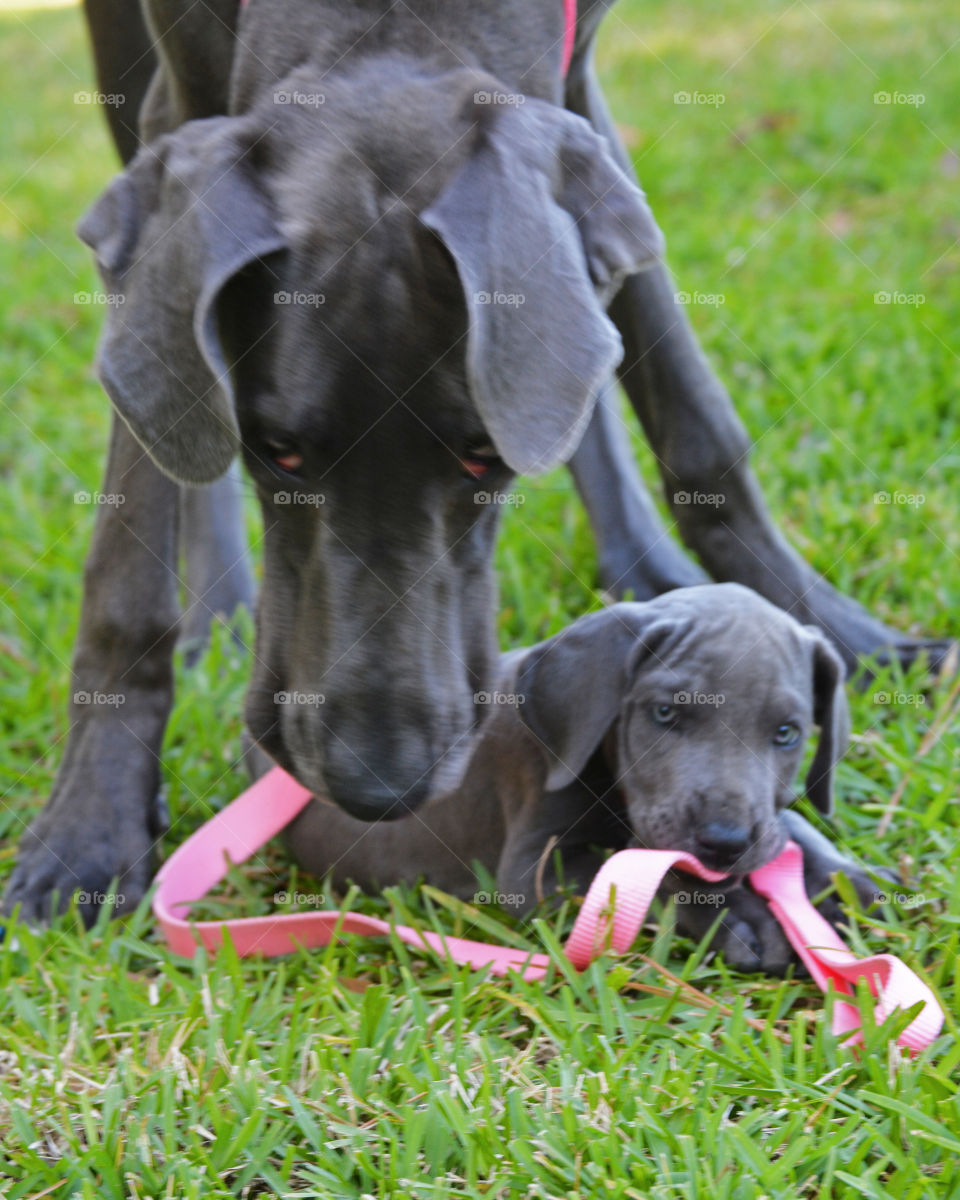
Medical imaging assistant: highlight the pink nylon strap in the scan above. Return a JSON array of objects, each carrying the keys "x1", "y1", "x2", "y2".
[
  {"x1": 153, "y1": 766, "x2": 942, "y2": 1052},
  {"x1": 749, "y1": 844, "x2": 944, "y2": 1053},
  {"x1": 153, "y1": 767, "x2": 551, "y2": 974},
  {"x1": 561, "y1": 0, "x2": 577, "y2": 76},
  {"x1": 238, "y1": 0, "x2": 578, "y2": 78}
]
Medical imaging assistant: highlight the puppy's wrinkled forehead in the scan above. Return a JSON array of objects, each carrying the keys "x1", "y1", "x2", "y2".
[{"x1": 633, "y1": 584, "x2": 814, "y2": 693}]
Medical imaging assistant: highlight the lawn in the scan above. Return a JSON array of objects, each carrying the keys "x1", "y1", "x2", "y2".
[{"x1": 0, "y1": 1, "x2": 958, "y2": 1195}]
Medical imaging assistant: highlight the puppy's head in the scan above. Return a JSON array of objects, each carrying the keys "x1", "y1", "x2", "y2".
[{"x1": 517, "y1": 584, "x2": 849, "y2": 874}]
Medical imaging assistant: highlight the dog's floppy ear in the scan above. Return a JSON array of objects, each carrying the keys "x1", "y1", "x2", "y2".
[
  {"x1": 516, "y1": 604, "x2": 674, "y2": 791},
  {"x1": 421, "y1": 97, "x2": 663, "y2": 476},
  {"x1": 77, "y1": 116, "x2": 286, "y2": 484},
  {"x1": 803, "y1": 630, "x2": 850, "y2": 816}
]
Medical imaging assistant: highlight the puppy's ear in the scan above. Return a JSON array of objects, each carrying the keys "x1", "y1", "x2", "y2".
[
  {"x1": 421, "y1": 94, "x2": 663, "y2": 477},
  {"x1": 517, "y1": 605, "x2": 674, "y2": 792},
  {"x1": 77, "y1": 116, "x2": 286, "y2": 485},
  {"x1": 803, "y1": 630, "x2": 850, "y2": 816}
]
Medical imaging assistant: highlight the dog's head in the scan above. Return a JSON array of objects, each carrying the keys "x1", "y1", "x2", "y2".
[
  {"x1": 516, "y1": 584, "x2": 850, "y2": 873},
  {"x1": 76, "y1": 65, "x2": 663, "y2": 819}
]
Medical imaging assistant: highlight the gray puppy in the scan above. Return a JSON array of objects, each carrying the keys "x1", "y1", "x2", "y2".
[{"x1": 284, "y1": 584, "x2": 877, "y2": 973}]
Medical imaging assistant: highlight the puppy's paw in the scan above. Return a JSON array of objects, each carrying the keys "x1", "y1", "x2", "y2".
[
  {"x1": 673, "y1": 883, "x2": 795, "y2": 975},
  {"x1": 804, "y1": 851, "x2": 897, "y2": 930},
  {"x1": 713, "y1": 888, "x2": 795, "y2": 975},
  {"x1": 780, "y1": 808, "x2": 900, "y2": 931}
]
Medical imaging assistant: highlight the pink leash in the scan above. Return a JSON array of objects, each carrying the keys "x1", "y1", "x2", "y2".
[
  {"x1": 153, "y1": 766, "x2": 943, "y2": 1053},
  {"x1": 560, "y1": 0, "x2": 577, "y2": 76}
]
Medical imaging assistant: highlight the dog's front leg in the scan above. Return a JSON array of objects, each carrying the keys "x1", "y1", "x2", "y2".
[
  {"x1": 177, "y1": 462, "x2": 255, "y2": 660},
  {"x1": 4, "y1": 418, "x2": 180, "y2": 925},
  {"x1": 567, "y1": 379, "x2": 707, "y2": 600}
]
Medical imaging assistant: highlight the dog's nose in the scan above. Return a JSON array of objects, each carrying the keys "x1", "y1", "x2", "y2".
[
  {"x1": 320, "y1": 759, "x2": 431, "y2": 822},
  {"x1": 696, "y1": 821, "x2": 753, "y2": 865}
]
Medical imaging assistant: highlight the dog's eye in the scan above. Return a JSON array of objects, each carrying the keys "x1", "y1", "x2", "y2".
[
  {"x1": 773, "y1": 722, "x2": 801, "y2": 747},
  {"x1": 651, "y1": 702, "x2": 678, "y2": 726},
  {"x1": 459, "y1": 443, "x2": 501, "y2": 480},
  {"x1": 267, "y1": 442, "x2": 304, "y2": 473}
]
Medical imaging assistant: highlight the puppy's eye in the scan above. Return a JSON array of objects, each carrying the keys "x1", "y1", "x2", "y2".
[
  {"x1": 773, "y1": 722, "x2": 801, "y2": 748},
  {"x1": 651, "y1": 702, "x2": 678, "y2": 726},
  {"x1": 459, "y1": 443, "x2": 502, "y2": 480}
]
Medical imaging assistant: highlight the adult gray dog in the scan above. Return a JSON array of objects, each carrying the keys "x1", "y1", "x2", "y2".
[
  {"x1": 284, "y1": 585, "x2": 878, "y2": 974},
  {"x1": 4, "y1": 0, "x2": 947, "y2": 923}
]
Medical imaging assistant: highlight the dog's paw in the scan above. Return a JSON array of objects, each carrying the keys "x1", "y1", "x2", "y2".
[
  {"x1": 712, "y1": 888, "x2": 796, "y2": 975},
  {"x1": 673, "y1": 883, "x2": 795, "y2": 975},
  {"x1": 780, "y1": 808, "x2": 899, "y2": 930},
  {"x1": 3, "y1": 796, "x2": 161, "y2": 928},
  {"x1": 3, "y1": 715, "x2": 172, "y2": 927},
  {"x1": 805, "y1": 853, "x2": 898, "y2": 931}
]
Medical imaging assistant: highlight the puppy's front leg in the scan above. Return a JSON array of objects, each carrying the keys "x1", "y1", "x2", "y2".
[
  {"x1": 497, "y1": 776, "x2": 628, "y2": 917},
  {"x1": 781, "y1": 808, "x2": 892, "y2": 919}
]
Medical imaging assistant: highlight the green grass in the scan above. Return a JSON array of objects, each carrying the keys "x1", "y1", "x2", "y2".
[{"x1": 1, "y1": 1, "x2": 959, "y2": 1194}]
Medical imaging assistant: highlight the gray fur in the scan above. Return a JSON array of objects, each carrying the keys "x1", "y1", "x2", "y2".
[{"x1": 4, "y1": 0, "x2": 947, "y2": 923}]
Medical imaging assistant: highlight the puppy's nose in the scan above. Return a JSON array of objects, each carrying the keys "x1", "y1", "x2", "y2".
[{"x1": 696, "y1": 822, "x2": 753, "y2": 865}]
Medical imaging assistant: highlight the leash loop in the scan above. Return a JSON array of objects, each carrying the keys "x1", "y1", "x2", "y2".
[{"x1": 153, "y1": 767, "x2": 943, "y2": 1053}]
